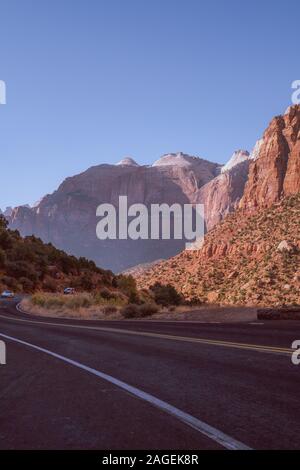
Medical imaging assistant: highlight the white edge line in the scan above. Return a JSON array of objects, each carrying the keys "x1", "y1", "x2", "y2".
[{"x1": 0, "y1": 331, "x2": 251, "y2": 451}]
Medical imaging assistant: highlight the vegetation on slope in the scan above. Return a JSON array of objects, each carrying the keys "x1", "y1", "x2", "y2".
[
  {"x1": 137, "y1": 193, "x2": 300, "y2": 307},
  {"x1": 0, "y1": 214, "x2": 125, "y2": 296}
]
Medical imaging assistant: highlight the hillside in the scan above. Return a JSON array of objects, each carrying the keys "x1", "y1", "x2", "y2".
[
  {"x1": 136, "y1": 193, "x2": 300, "y2": 307},
  {"x1": 0, "y1": 215, "x2": 121, "y2": 294}
]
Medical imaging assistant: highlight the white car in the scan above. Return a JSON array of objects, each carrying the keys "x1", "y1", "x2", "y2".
[
  {"x1": 63, "y1": 287, "x2": 75, "y2": 295},
  {"x1": 1, "y1": 290, "x2": 15, "y2": 299}
]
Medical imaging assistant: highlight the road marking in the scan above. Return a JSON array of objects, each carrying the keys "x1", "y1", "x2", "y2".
[
  {"x1": 0, "y1": 332, "x2": 251, "y2": 450},
  {"x1": 0, "y1": 306, "x2": 292, "y2": 357},
  {"x1": 249, "y1": 322, "x2": 264, "y2": 325}
]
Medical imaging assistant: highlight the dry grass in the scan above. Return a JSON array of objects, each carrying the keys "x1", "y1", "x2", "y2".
[
  {"x1": 21, "y1": 295, "x2": 257, "y2": 322},
  {"x1": 21, "y1": 292, "x2": 125, "y2": 320}
]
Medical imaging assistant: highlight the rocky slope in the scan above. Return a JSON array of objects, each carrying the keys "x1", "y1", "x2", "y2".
[{"x1": 136, "y1": 193, "x2": 300, "y2": 307}]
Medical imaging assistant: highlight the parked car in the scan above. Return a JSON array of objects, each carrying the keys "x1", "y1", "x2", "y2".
[
  {"x1": 63, "y1": 287, "x2": 75, "y2": 295},
  {"x1": 1, "y1": 290, "x2": 15, "y2": 299}
]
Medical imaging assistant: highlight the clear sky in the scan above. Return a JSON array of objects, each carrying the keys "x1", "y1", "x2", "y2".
[{"x1": 0, "y1": 0, "x2": 299, "y2": 209}]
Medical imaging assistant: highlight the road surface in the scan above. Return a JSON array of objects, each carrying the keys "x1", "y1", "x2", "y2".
[{"x1": 0, "y1": 298, "x2": 300, "y2": 450}]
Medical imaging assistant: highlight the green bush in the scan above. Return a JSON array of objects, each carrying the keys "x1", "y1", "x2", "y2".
[
  {"x1": 115, "y1": 274, "x2": 138, "y2": 297},
  {"x1": 150, "y1": 282, "x2": 182, "y2": 306}
]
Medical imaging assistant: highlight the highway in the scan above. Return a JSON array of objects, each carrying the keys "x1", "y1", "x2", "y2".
[{"x1": 0, "y1": 299, "x2": 300, "y2": 450}]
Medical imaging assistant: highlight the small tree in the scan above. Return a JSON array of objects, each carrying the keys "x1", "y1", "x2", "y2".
[{"x1": 150, "y1": 282, "x2": 182, "y2": 307}]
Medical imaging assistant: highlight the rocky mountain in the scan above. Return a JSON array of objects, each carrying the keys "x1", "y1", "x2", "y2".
[
  {"x1": 9, "y1": 105, "x2": 299, "y2": 275},
  {"x1": 0, "y1": 206, "x2": 14, "y2": 217},
  {"x1": 135, "y1": 105, "x2": 300, "y2": 307},
  {"x1": 8, "y1": 153, "x2": 224, "y2": 272}
]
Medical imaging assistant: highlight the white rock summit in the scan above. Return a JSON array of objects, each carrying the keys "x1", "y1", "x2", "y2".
[
  {"x1": 152, "y1": 152, "x2": 202, "y2": 168},
  {"x1": 116, "y1": 157, "x2": 139, "y2": 167},
  {"x1": 221, "y1": 150, "x2": 250, "y2": 174}
]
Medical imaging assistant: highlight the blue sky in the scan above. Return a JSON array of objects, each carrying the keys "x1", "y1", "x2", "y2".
[{"x1": 0, "y1": 0, "x2": 299, "y2": 208}]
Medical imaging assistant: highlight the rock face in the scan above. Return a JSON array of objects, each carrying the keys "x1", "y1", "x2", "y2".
[
  {"x1": 9, "y1": 155, "x2": 222, "y2": 272},
  {"x1": 196, "y1": 157, "x2": 250, "y2": 230},
  {"x1": 240, "y1": 105, "x2": 300, "y2": 210},
  {"x1": 221, "y1": 150, "x2": 250, "y2": 173},
  {"x1": 0, "y1": 206, "x2": 13, "y2": 217}
]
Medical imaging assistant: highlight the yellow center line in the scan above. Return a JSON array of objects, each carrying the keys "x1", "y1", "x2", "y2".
[{"x1": 0, "y1": 312, "x2": 292, "y2": 356}]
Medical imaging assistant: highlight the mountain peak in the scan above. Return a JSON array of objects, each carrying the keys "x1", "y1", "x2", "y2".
[
  {"x1": 152, "y1": 152, "x2": 201, "y2": 168},
  {"x1": 221, "y1": 150, "x2": 250, "y2": 174},
  {"x1": 116, "y1": 157, "x2": 139, "y2": 167}
]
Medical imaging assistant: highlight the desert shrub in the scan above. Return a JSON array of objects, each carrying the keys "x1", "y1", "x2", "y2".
[
  {"x1": 128, "y1": 290, "x2": 140, "y2": 304},
  {"x1": 185, "y1": 296, "x2": 203, "y2": 306},
  {"x1": 65, "y1": 295, "x2": 92, "y2": 309},
  {"x1": 0, "y1": 230, "x2": 13, "y2": 249},
  {"x1": 42, "y1": 278, "x2": 57, "y2": 292},
  {"x1": 6, "y1": 261, "x2": 38, "y2": 282},
  {"x1": 102, "y1": 305, "x2": 118, "y2": 315},
  {"x1": 99, "y1": 287, "x2": 115, "y2": 300},
  {"x1": 31, "y1": 293, "x2": 46, "y2": 307},
  {"x1": 121, "y1": 303, "x2": 140, "y2": 319},
  {"x1": 115, "y1": 274, "x2": 137, "y2": 297},
  {"x1": 121, "y1": 303, "x2": 158, "y2": 319},
  {"x1": 1, "y1": 275, "x2": 18, "y2": 290},
  {"x1": 79, "y1": 275, "x2": 94, "y2": 291},
  {"x1": 150, "y1": 282, "x2": 182, "y2": 306},
  {"x1": 0, "y1": 248, "x2": 6, "y2": 267},
  {"x1": 45, "y1": 297, "x2": 65, "y2": 309},
  {"x1": 19, "y1": 277, "x2": 35, "y2": 292},
  {"x1": 137, "y1": 303, "x2": 158, "y2": 317},
  {"x1": 0, "y1": 215, "x2": 8, "y2": 230}
]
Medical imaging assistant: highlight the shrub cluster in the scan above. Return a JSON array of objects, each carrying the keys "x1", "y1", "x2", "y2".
[{"x1": 121, "y1": 303, "x2": 159, "y2": 319}]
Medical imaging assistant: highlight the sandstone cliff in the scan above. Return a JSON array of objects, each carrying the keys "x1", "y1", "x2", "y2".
[{"x1": 240, "y1": 105, "x2": 300, "y2": 210}]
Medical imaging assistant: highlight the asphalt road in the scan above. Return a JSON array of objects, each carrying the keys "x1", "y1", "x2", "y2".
[{"x1": 0, "y1": 298, "x2": 300, "y2": 450}]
